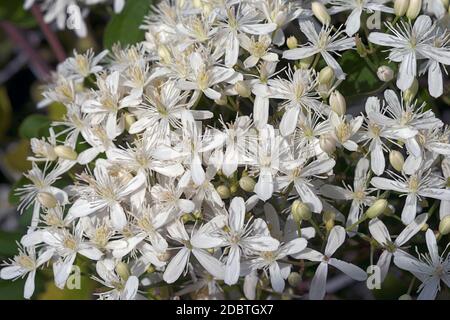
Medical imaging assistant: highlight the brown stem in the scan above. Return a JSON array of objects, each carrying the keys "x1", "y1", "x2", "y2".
[
  {"x1": 0, "y1": 21, "x2": 51, "y2": 80},
  {"x1": 31, "y1": 4, "x2": 66, "y2": 62}
]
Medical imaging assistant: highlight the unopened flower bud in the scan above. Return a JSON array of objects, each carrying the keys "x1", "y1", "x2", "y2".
[
  {"x1": 124, "y1": 112, "x2": 136, "y2": 131},
  {"x1": 291, "y1": 200, "x2": 312, "y2": 222},
  {"x1": 403, "y1": 79, "x2": 419, "y2": 103},
  {"x1": 217, "y1": 185, "x2": 231, "y2": 199},
  {"x1": 54, "y1": 145, "x2": 78, "y2": 161},
  {"x1": 235, "y1": 81, "x2": 251, "y2": 98},
  {"x1": 406, "y1": 0, "x2": 422, "y2": 20},
  {"x1": 239, "y1": 176, "x2": 256, "y2": 192},
  {"x1": 146, "y1": 265, "x2": 156, "y2": 273},
  {"x1": 297, "y1": 55, "x2": 315, "y2": 69},
  {"x1": 329, "y1": 90, "x2": 346, "y2": 116},
  {"x1": 115, "y1": 261, "x2": 130, "y2": 280},
  {"x1": 439, "y1": 216, "x2": 450, "y2": 235},
  {"x1": 318, "y1": 66, "x2": 335, "y2": 86},
  {"x1": 389, "y1": 150, "x2": 405, "y2": 172},
  {"x1": 365, "y1": 199, "x2": 388, "y2": 219},
  {"x1": 323, "y1": 211, "x2": 336, "y2": 232},
  {"x1": 230, "y1": 184, "x2": 238, "y2": 194},
  {"x1": 394, "y1": 0, "x2": 410, "y2": 16},
  {"x1": 319, "y1": 133, "x2": 337, "y2": 154},
  {"x1": 37, "y1": 191, "x2": 58, "y2": 209},
  {"x1": 214, "y1": 93, "x2": 228, "y2": 106},
  {"x1": 355, "y1": 35, "x2": 367, "y2": 57},
  {"x1": 287, "y1": 272, "x2": 302, "y2": 287},
  {"x1": 311, "y1": 2, "x2": 331, "y2": 25},
  {"x1": 399, "y1": 294, "x2": 412, "y2": 300},
  {"x1": 421, "y1": 223, "x2": 429, "y2": 232},
  {"x1": 377, "y1": 66, "x2": 394, "y2": 82},
  {"x1": 286, "y1": 36, "x2": 298, "y2": 49}
]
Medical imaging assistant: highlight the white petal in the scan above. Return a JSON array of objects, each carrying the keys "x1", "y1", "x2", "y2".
[
  {"x1": 329, "y1": 258, "x2": 367, "y2": 281},
  {"x1": 309, "y1": 262, "x2": 328, "y2": 300},
  {"x1": 324, "y1": 226, "x2": 346, "y2": 257},
  {"x1": 229, "y1": 197, "x2": 246, "y2": 232},
  {"x1": 163, "y1": 248, "x2": 190, "y2": 284},
  {"x1": 225, "y1": 245, "x2": 241, "y2": 285}
]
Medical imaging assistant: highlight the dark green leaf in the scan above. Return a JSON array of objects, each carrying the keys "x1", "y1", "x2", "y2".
[
  {"x1": 103, "y1": 0, "x2": 152, "y2": 49},
  {"x1": 18, "y1": 114, "x2": 51, "y2": 139}
]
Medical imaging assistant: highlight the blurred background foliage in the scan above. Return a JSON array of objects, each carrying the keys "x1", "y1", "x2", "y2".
[{"x1": 0, "y1": 0, "x2": 448, "y2": 300}]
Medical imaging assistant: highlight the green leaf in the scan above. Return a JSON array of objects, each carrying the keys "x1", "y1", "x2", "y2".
[
  {"x1": 103, "y1": 0, "x2": 152, "y2": 49},
  {"x1": 338, "y1": 51, "x2": 380, "y2": 99},
  {"x1": 0, "y1": 230, "x2": 21, "y2": 258},
  {"x1": 18, "y1": 114, "x2": 51, "y2": 139},
  {"x1": 0, "y1": 2, "x2": 37, "y2": 28}
]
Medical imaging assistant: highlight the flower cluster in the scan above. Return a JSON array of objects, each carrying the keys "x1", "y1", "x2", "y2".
[{"x1": 2, "y1": 0, "x2": 450, "y2": 300}]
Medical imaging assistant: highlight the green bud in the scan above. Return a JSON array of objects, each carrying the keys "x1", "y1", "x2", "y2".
[
  {"x1": 403, "y1": 79, "x2": 419, "y2": 103},
  {"x1": 239, "y1": 176, "x2": 256, "y2": 192},
  {"x1": 389, "y1": 150, "x2": 405, "y2": 172},
  {"x1": 439, "y1": 215, "x2": 450, "y2": 235},
  {"x1": 291, "y1": 200, "x2": 312, "y2": 222},
  {"x1": 115, "y1": 261, "x2": 130, "y2": 281},
  {"x1": 217, "y1": 185, "x2": 231, "y2": 199},
  {"x1": 365, "y1": 199, "x2": 388, "y2": 219},
  {"x1": 286, "y1": 36, "x2": 298, "y2": 49},
  {"x1": 394, "y1": 0, "x2": 410, "y2": 16},
  {"x1": 406, "y1": 0, "x2": 422, "y2": 20},
  {"x1": 287, "y1": 272, "x2": 302, "y2": 287}
]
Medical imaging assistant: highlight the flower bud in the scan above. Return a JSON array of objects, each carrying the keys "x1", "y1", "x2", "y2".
[
  {"x1": 394, "y1": 0, "x2": 410, "y2": 16},
  {"x1": 291, "y1": 200, "x2": 312, "y2": 222},
  {"x1": 311, "y1": 2, "x2": 331, "y2": 25},
  {"x1": 319, "y1": 133, "x2": 337, "y2": 154},
  {"x1": 37, "y1": 191, "x2": 58, "y2": 209},
  {"x1": 146, "y1": 265, "x2": 156, "y2": 273},
  {"x1": 421, "y1": 223, "x2": 429, "y2": 232},
  {"x1": 318, "y1": 66, "x2": 335, "y2": 86},
  {"x1": 230, "y1": 183, "x2": 239, "y2": 194},
  {"x1": 377, "y1": 66, "x2": 394, "y2": 82},
  {"x1": 235, "y1": 81, "x2": 251, "y2": 98},
  {"x1": 365, "y1": 199, "x2": 388, "y2": 219},
  {"x1": 355, "y1": 35, "x2": 368, "y2": 57},
  {"x1": 115, "y1": 261, "x2": 130, "y2": 280},
  {"x1": 214, "y1": 93, "x2": 228, "y2": 106},
  {"x1": 389, "y1": 150, "x2": 405, "y2": 172},
  {"x1": 287, "y1": 272, "x2": 302, "y2": 287},
  {"x1": 399, "y1": 294, "x2": 412, "y2": 300},
  {"x1": 323, "y1": 211, "x2": 336, "y2": 232},
  {"x1": 403, "y1": 78, "x2": 419, "y2": 103},
  {"x1": 54, "y1": 145, "x2": 78, "y2": 161},
  {"x1": 406, "y1": 0, "x2": 422, "y2": 20},
  {"x1": 124, "y1": 112, "x2": 136, "y2": 131},
  {"x1": 239, "y1": 176, "x2": 256, "y2": 192},
  {"x1": 329, "y1": 90, "x2": 346, "y2": 116},
  {"x1": 297, "y1": 55, "x2": 315, "y2": 69},
  {"x1": 439, "y1": 215, "x2": 450, "y2": 235},
  {"x1": 286, "y1": 36, "x2": 298, "y2": 49},
  {"x1": 217, "y1": 185, "x2": 231, "y2": 199}
]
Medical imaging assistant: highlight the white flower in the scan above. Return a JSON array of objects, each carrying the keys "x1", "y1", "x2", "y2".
[
  {"x1": 16, "y1": 163, "x2": 69, "y2": 228},
  {"x1": 283, "y1": 21, "x2": 355, "y2": 79},
  {"x1": 93, "y1": 259, "x2": 140, "y2": 300},
  {"x1": 59, "y1": 49, "x2": 108, "y2": 81},
  {"x1": 371, "y1": 168, "x2": 450, "y2": 224},
  {"x1": 277, "y1": 155, "x2": 336, "y2": 213},
  {"x1": 82, "y1": 71, "x2": 142, "y2": 139},
  {"x1": 321, "y1": 158, "x2": 375, "y2": 233},
  {"x1": 328, "y1": 111, "x2": 363, "y2": 151},
  {"x1": 67, "y1": 162, "x2": 146, "y2": 229},
  {"x1": 202, "y1": 197, "x2": 280, "y2": 285},
  {"x1": 369, "y1": 213, "x2": 428, "y2": 281},
  {"x1": 329, "y1": 0, "x2": 394, "y2": 36},
  {"x1": 215, "y1": 5, "x2": 277, "y2": 67},
  {"x1": 0, "y1": 246, "x2": 53, "y2": 299},
  {"x1": 163, "y1": 219, "x2": 225, "y2": 283},
  {"x1": 368, "y1": 15, "x2": 450, "y2": 92},
  {"x1": 239, "y1": 34, "x2": 278, "y2": 69},
  {"x1": 249, "y1": 237, "x2": 307, "y2": 292},
  {"x1": 267, "y1": 67, "x2": 323, "y2": 136},
  {"x1": 177, "y1": 51, "x2": 241, "y2": 101},
  {"x1": 394, "y1": 229, "x2": 450, "y2": 300},
  {"x1": 293, "y1": 225, "x2": 367, "y2": 300}
]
